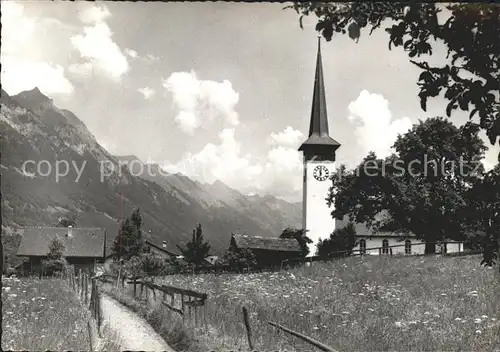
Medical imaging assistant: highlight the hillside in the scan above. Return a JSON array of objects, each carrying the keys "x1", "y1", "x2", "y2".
[{"x1": 0, "y1": 88, "x2": 301, "y2": 255}]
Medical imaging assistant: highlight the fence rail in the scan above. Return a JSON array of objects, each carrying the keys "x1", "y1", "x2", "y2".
[{"x1": 102, "y1": 273, "x2": 208, "y2": 329}]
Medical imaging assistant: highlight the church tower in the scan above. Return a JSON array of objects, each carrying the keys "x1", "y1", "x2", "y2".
[{"x1": 299, "y1": 37, "x2": 341, "y2": 256}]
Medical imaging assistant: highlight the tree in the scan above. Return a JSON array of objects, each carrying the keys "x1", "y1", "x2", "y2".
[
  {"x1": 56, "y1": 213, "x2": 77, "y2": 227},
  {"x1": 316, "y1": 222, "x2": 358, "y2": 258},
  {"x1": 221, "y1": 247, "x2": 257, "y2": 272},
  {"x1": 460, "y1": 164, "x2": 500, "y2": 270},
  {"x1": 280, "y1": 227, "x2": 312, "y2": 257},
  {"x1": 122, "y1": 252, "x2": 167, "y2": 277},
  {"x1": 112, "y1": 208, "x2": 145, "y2": 260},
  {"x1": 42, "y1": 237, "x2": 67, "y2": 276},
  {"x1": 327, "y1": 117, "x2": 486, "y2": 254},
  {"x1": 177, "y1": 224, "x2": 211, "y2": 267},
  {"x1": 286, "y1": 3, "x2": 500, "y2": 159}
]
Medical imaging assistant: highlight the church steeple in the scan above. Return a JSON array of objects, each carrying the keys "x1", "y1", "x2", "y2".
[{"x1": 299, "y1": 37, "x2": 340, "y2": 153}]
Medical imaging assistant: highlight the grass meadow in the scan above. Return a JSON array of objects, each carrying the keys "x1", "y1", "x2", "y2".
[
  {"x1": 2, "y1": 276, "x2": 120, "y2": 351},
  {"x1": 148, "y1": 254, "x2": 500, "y2": 352}
]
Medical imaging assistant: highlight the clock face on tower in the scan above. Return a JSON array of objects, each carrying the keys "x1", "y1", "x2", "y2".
[{"x1": 313, "y1": 165, "x2": 329, "y2": 181}]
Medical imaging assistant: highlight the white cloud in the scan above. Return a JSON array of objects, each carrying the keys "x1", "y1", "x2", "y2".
[
  {"x1": 162, "y1": 126, "x2": 303, "y2": 200},
  {"x1": 162, "y1": 71, "x2": 240, "y2": 134},
  {"x1": 125, "y1": 48, "x2": 138, "y2": 59},
  {"x1": 78, "y1": 4, "x2": 111, "y2": 24},
  {"x1": 138, "y1": 87, "x2": 155, "y2": 99},
  {"x1": 146, "y1": 54, "x2": 160, "y2": 61},
  {"x1": 68, "y1": 62, "x2": 94, "y2": 77},
  {"x1": 1, "y1": 2, "x2": 75, "y2": 96},
  {"x1": 71, "y1": 6, "x2": 129, "y2": 79},
  {"x1": 163, "y1": 128, "x2": 261, "y2": 186},
  {"x1": 347, "y1": 90, "x2": 412, "y2": 158},
  {"x1": 1, "y1": 58, "x2": 74, "y2": 96},
  {"x1": 269, "y1": 126, "x2": 304, "y2": 146}
]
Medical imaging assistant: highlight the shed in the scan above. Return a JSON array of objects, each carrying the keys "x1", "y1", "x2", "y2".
[
  {"x1": 229, "y1": 234, "x2": 303, "y2": 268},
  {"x1": 17, "y1": 226, "x2": 107, "y2": 274}
]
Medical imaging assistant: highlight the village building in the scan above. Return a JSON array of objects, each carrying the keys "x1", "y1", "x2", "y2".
[
  {"x1": 16, "y1": 226, "x2": 107, "y2": 274},
  {"x1": 229, "y1": 234, "x2": 303, "y2": 268},
  {"x1": 298, "y1": 38, "x2": 464, "y2": 256},
  {"x1": 144, "y1": 239, "x2": 179, "y2": 260},
  {"x1": 338, "y1": 220, "x2": 464, "y2": 255}
]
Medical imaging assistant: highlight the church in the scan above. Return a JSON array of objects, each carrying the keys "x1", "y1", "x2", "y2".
[{"x1": 298, "y1": 38, "x2": 464, "y2": 257}]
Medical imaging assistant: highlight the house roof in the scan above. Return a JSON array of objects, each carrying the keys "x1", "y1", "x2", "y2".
[
  {"x1": 17, "y1": 227, "x2": 106, "y2": 258},
  {"x1": 231, "y1": 234, "x2": 302, "y2": 252},
  {"x1": 145, "y1": 240, "x2": 179, "y2": 257}
]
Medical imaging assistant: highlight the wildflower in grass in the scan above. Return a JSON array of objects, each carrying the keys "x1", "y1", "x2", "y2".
[
  {"x1": 455, "y1": 317, "x2": 462, "y2": 322},
  {"x1": 476, "y1": 330, "x2": 482, "y2": 334},
  {"x1": 474, "y1": 318, "x2": 482, "y2": 324}
]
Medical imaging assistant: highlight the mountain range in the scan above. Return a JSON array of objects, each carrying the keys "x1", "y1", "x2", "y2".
[{"x1": 0, "y1": 88, "x2": 301, "y2": 255}]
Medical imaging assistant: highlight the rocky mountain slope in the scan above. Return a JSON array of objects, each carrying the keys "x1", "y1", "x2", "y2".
[{"x1": 0, "y1": 88, "x2": 301, "y2": 254}]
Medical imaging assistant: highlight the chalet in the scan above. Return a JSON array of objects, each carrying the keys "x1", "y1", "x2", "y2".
[
  {"x1": 17, "y1": 226, "x2": 106, "y2": 274},
  {"x1": 144, "y1": 239, "x2": 179, "y2": 260},
  {"x1": 229, "y1": 234, "x2": 303, "y2": 268},
  {"x1": 205, "y1": 255, "x2": 219, "y2": 265}
]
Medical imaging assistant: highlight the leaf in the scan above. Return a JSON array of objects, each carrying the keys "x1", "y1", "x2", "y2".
[
  {"x1": 348, "y1": 20, "x2": 361, "y2": 41},
  {"x1": 418, "y1": 71, "x2": 432, "y2": 82},
  {"x1": 419, "y1": 93, "x2": 428, "y2": 111},
  {"x1": 469, "y1": 108, "x2": 478, "y2": 119},
  {"x1": 459, "y1": 96, "x2": 469, "y2": 111}
]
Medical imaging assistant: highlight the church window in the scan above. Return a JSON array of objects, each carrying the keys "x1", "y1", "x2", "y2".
[
  {"x1": 441, "y1": 242, "x2": 447, "y2": 254},
  {"x1": 359, "y1": 239, "x2": 366, "y2": 255},
  {"x1": 405, "y1": 240, "x2": 411, "y2": 254},
  {"x1": 382, "y1": 239, "x2": 389, "y2": 254}
]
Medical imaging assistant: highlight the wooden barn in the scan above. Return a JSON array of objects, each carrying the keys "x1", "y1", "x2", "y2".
[
  {"x1": 229, "y1": 234, "x2": 303, "y2": 268},
  {"x1": 16, "y1": 226, "x2": 107, "y2": 274}
]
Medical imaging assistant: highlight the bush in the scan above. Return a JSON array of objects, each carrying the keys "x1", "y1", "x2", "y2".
[
  {"x1": 220, "y1": 248, "x2": 257, "y2": 272},
  {"x1": 316, "y1": 222, "x2": 358, "y2": 258}
]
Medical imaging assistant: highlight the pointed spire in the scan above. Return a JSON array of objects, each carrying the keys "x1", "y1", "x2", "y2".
[
  {"x1": 308, "y1": 35, "x2": 329, "y2": 137},
  {"x1": 299, "y1": 36, "x2": 340, "y2": 152}
]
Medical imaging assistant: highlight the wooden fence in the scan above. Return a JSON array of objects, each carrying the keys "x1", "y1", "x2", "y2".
[
  {"x1": 101, "y1": 274, "x2": 208, "y2": 329},
  {"x1": 63, "y1": 265, "x2": 102, "y2": 351}
]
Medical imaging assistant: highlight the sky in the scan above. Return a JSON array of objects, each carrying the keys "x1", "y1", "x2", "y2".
[{"x1": 2, "y1": 1, "x2": 498, "y2": 202}]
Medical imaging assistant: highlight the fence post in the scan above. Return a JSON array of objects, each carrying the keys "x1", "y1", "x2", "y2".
[
  {"x1": 85, "y1": 272, "x2": 89, "y2": 305},
  {"x1": 133, "y1": 277, "x2": 137, "y2": 298},
  {"x1": 188, "y1": 296, "x2": 192, "y2": 323},
  {"x1": 152, "y1": 277, "x2": 156, "y2": 301},
  {"x1": 242, "y1": 306, "x2": 254, "y2": 351}
]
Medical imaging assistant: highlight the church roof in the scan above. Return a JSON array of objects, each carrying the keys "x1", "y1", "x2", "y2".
[{"x1": 299, "y1": 37, "x2": 340, "y2": 152}]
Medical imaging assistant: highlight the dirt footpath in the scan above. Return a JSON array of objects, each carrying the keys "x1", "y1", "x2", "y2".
[{"x1": 99, "y1": 293, "x2": 174, "y2": 352}]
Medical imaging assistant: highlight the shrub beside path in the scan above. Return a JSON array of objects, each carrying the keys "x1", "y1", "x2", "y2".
[{"x1": 100, "y1": 293, "x2": 174, "y2": 352}]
